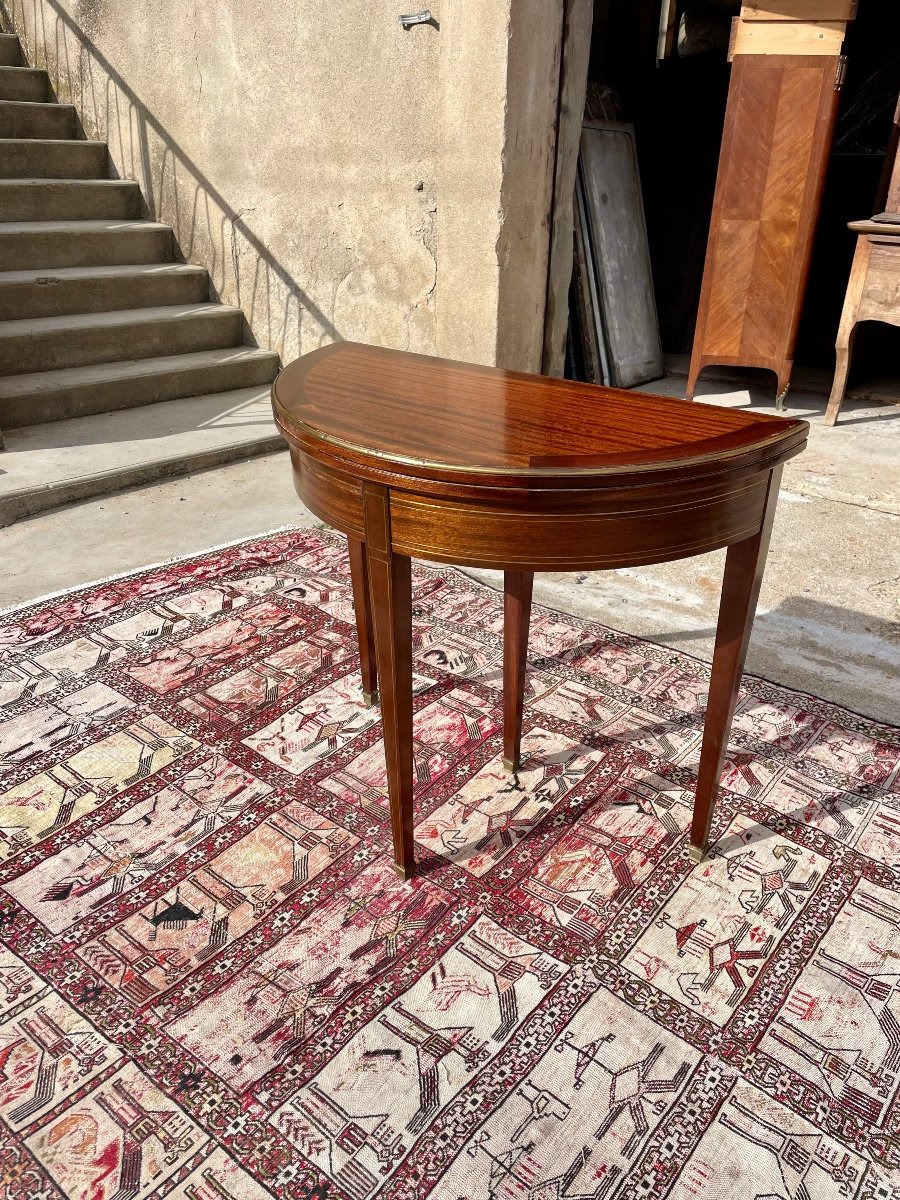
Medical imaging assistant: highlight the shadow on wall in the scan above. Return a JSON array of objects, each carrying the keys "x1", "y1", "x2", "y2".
[{"x1": 0, "y1": 0, "x2": 340, "y2": 361}]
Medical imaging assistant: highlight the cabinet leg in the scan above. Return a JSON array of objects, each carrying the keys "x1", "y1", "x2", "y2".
[
  {"x1": 774, "y1": 362, "x2": 792, "y2": 412},
  {"x1": 503, "y1": 571, "x2": 534, "y2": 772},
  {"x1": 690, "y1": 467, "x2": 783, "y2": 859},
  {"x1": 685, "y1": 360, "x2": 701, "y2": 402},
  {"x1": 348, "y1": 537, "x2": 378, "y2": 706}
]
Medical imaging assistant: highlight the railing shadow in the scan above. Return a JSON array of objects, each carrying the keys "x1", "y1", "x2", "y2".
[{"x1": 0, "y1": 0, "x2": 340, "y2": 363}]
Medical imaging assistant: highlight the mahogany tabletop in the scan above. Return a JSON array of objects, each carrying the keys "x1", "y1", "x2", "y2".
[{"x1": 273, "y1": 341, "x2": 808, "y2": 489}]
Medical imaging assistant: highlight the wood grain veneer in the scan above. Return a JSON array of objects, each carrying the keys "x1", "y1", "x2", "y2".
[{"x1": 688, "y1": 52, "x2": 844, "y2": 403}]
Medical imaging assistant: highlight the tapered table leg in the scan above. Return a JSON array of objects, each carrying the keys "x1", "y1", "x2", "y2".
[
  {"x1": 690, "y1": 467, "x2": 783, "y2": 860},
  {"x1": 503, "y1": 570, "x2": 534, "y2": 773},
  {"x1": 348, "y1": 537, "x2": 378, "y2": 706},
  {"x1": 364, "y1": 487, "x2": 415, "y2": 878}
]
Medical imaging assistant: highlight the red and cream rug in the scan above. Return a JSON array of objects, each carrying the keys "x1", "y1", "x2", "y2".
[{"x1": 0, "y1": 528, "x2": 897, "y2": 1200}]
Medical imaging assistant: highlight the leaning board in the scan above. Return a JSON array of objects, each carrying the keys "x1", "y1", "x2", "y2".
[{"x1": 579, "y1": 121, "x2": 663, "y2": 389}]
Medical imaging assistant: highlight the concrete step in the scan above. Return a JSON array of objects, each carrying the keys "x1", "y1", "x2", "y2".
[
  {"x1": 0, "y1": 99, "x2": 76, "y2": 138},
  {"x1": 0, "y1": 219, "x2": 171, "y2": 269},
  {"x1": 0, "y1": 345, "x2": 279, "y2": 426},
  {"x1": 0, "y1": 35, "x2": 21, "y2": 67},
  {"x1": 0, "y1": 67, "x2": 49, "y2": 102},
  {"x1": 0, "y1": 137, "x2": 107, "y2": 177},
  {"x1": 0, "y1": 178, "x2": 143, "y2": 221},
  {"x1": 0, "y1": 263, "x2": 208, "y2": 319},
  {"x1": 0, "y1": 302, "x2": 245, "y2": 375},
  {"x1": 0, "y1": 386, "x2": 284, "y2": 526}
]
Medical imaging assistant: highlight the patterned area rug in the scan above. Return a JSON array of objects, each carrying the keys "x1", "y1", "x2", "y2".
[{"x1": 0, "y1": 528, "x2": 898, "y2": 1200}]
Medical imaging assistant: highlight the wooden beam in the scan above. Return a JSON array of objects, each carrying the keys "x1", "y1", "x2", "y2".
[
  {"x1": 741, "y1": 1, "x2": 856, "y2": 20},
  {"x1": 730, "y1": 18, "x2": 846, "y2": 56}
]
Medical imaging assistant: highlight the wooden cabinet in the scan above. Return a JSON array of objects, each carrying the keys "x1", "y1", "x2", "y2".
[{"x1": 687, "y1": 5, "x2": 850, "y2": 402}]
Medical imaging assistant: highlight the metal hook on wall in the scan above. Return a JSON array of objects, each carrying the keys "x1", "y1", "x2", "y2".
[{"x1": 398, "y1": 10, "x2": 433, "y2": 30}]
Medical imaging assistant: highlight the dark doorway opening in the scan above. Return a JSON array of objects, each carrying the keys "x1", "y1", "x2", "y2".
[{"x1": 578, "y1": 0, "x2": 899, "y2": 392}]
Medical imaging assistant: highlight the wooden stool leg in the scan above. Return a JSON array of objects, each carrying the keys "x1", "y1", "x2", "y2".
[
  {"x1": 825, "y1": 237, "x2": 870, "y2": 428},
  {"x1": 364, "y1": 489, "x2": 415, "y2": 878},
  {"x1": 825, "y1": 323, "x2": 858, "y2": 428},
  {"x1": 503, "y1": 570, "x2": 534, "y2": 772},
  {"x1": 348, "y1": 536, "x2": 378, "y2": 706},
  {"x1": 690, "y1": 467, "x2": 782, "y2": 860}
]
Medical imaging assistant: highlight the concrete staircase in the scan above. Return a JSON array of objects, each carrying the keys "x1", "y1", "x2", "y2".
[{"x1": 0, "y1": 30, "x2": 283, "y2": 527}]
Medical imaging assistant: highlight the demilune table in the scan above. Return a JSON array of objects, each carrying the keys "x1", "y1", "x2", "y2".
[{"x1": 272, "y1": 343, "x2": 808, "y2": 878}]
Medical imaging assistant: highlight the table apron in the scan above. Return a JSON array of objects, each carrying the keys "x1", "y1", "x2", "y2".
[{"x1": 289, "y1": 447, "x2": 775, "y2": 571}]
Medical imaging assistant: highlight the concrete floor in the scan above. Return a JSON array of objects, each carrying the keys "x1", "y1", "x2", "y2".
[{"x1": 1, "y1": 377, "x2": 898, "y2": 723}]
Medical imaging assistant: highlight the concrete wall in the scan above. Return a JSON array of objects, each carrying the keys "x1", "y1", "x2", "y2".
[
  {"x1": 497, "y1": 0, "x2": 564, "y2": 371},
  {"x1": 2, "y1": 0, "x2": 563, "y2": 371}
]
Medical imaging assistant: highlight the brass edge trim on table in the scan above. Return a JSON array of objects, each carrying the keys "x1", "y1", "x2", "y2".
[
  {"x1": 278, "y1": 422, "x2": 808, "y2": 501},
  {"x1": 272, "y1": 399, "x2": 806, "y2": 481}
]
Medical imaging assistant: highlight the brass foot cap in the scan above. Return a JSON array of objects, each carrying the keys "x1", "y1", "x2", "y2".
[
  {"x1": 687, "y1": 844, "x2": 705, "y2": 864},
  {"x1": 392, "y1": 861, "x2": 414, "y2": 880},
  {"x1": 363, "y1": 690, "x2": 379, "y2": 708},
  {"x1": 502, "y1": 757, "x2": 519, "y2": 774}
]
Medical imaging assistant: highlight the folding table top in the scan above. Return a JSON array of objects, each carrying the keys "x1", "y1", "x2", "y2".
[{"x1": 273, "y1": 342, "x2": 808, "y2": 488}]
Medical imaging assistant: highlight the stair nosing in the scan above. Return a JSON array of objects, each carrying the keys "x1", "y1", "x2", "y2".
[
  {"x1": 0, "y1": 219, "x2": 170, "y2": 233},
  {"x1": 0, "y1": 99, "x2": 74, "y2": 110},
  {"x1": 0, "y1": 177, "x2": 138, "y2": 186},
  {"x1": 0, "y1": 302, "x2": 245, "y2": 337},
  {"x1": 0, "y1": 346, "x2": 279, "y2": 393},
  {"x1": 0, "y1": 136, "x2": 105, "y2": 147},
  {"x1": 5, "y1": 383, "x2": 278, "y2": 434},
  {"x1": 0, "y1": 263, "x2": 207, "y2": 284}
]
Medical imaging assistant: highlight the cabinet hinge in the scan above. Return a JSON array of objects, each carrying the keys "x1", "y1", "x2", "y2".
[{"x1": 835, "y1": 56, "x2": 848, "y2": 91}]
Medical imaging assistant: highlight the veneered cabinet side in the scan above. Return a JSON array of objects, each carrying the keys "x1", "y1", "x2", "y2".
[{"x1": 688, "y1": 53, "x2": 843, "y2": 400}]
